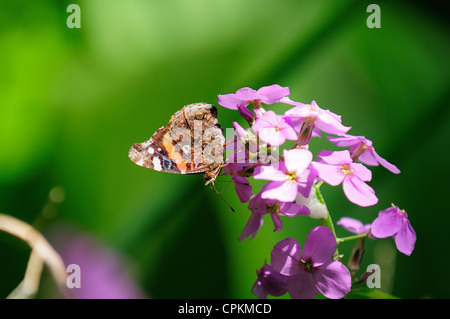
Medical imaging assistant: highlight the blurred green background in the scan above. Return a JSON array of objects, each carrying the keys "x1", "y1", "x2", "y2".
[{"x1": 0, "y1": 0, "x2": 449, "y2": 299}]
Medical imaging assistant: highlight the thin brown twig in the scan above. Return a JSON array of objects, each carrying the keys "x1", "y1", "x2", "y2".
[{"x1": 0, "y1": 213, "x2": 67, "y2": 299}]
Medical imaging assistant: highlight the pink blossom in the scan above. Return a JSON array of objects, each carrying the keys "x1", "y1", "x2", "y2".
[
  {"x1": 223, "y1": 162, "x2": 252, "y2": 203},
  {"x1": 371, "y1": 205, "x2": 416, "y2": 256},
  {"x1": 239, "y1": 190, "x2": 309, "y2": 241},
  {"x1": 283, "y1": 98, "x2": 351, "y2": 137},
  {"x1": 254, "y1": 149, "x2": 316, "y2": 202},
  {"x1": 311, "y1": 150, "x2": 378, "y2": 207},
  {"x1": 218, "y1": 84, "x2": 290, "y2": 110},
  {"x1": 49, "y1": 226, "x2": 147, "y2": 299},
  {"x1": 336, "y1": 217, "x2": 371, "y2": 235},
  {"x1": 252, "y1": 264, "x2": 287, "y2": 299},
  {"x1": 271, "y1": 226, "x2": 351, "y2": 299},
  {"x1": 252, "y1": 110, "x2": 297, "y2": 146},
  {"x1": 327, "y1": 134, "x2": 400, "y2": 174}
]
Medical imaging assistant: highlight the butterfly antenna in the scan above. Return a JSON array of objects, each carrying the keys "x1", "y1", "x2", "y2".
[
  {"x1": 213, "y1": 179, "x2": 233, "y2": 195},
  {"x1": 210, "y1": 182, "x2": 235, "y2": 213}
]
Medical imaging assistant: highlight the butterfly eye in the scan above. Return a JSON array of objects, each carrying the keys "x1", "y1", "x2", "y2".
[{"x1": 195, "y1": 112, "x2": 204, "y2": 120}]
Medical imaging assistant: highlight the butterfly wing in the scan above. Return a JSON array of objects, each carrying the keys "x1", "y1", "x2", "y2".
[
  {"x1": 128, "y1": 125, "x2": 185, "y2": 174},
  {"x1": 129, "y1": 102, "x2": 225, "y2": 179}
]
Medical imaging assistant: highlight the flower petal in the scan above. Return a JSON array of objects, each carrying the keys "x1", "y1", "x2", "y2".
[
  {"x1": 296, "y1": 167, "x2": 318, "y2": 198},
  {"x1": 351, "y1": 163, "x2": 372, "y2": 182},
  {"x1": 271, "y1": 238, "x2": 303, "y2": 276},
  {"x1": 232, "y1": 175, "x2": 252, "y2": 203},
  {"x1": 257, "y1": 84, "x2": 290, "y2": 104},
  {"x1": 372, "y1": 149, "x2": 401, "y2": 174},
  {"x1": 283, "y1": 149, "x2": 312, "y2": 175},
  {"x1": 254, "y1": 264, "x2": 288, "y2": 298},
  {"x1": 279, "y1": 202, "x2": 310, "y2": 217},
  {"x1": 315, "y1": 110, "x2": 351, "y2": 136},
  {"x1": 311, "y1": 162, "x2": 345, "y2": 186},
  {"x1": 357, "y1": 147, "x2": 380, "y2": 166},
  {"x1": 254, "y1": 162, "x2": 287, "y2": 181},
  {"x1": 284, "y1": 104, "x2": 312, "y2": 117},
  {"x1": 371, "y1": 208, "x2": 404, "y2": 238},
  {"x1": 252, "y1": 110, "x2": 278, "y2": 128},
  {"x1": 218, "y1": 93, "x2": 246, "y2": 109},
  {"x1": 302, "y1": 226, "x2": 337, "y2": 267},
  {"x1": 271, "y1": 214, "x2": 283, "y2": 231},
  {"x1": 394, "y1": 219, "x2": 416, "y2": 256},
  {"x1": 316, "y1": 150, "x2": 352, "y2": 165},
  {"x1": 238, "y1": 212, "x2": 264, "y2": 241},
  {"x1": 342, "y1": 175, "x2": 378, "y2": 207},
  {"x1": 314, "y1": 260, "x2": 352, "y2": 299},
  {"x1": 261, "y1": 180, "x2": 298, "y2": 202},
  {"x1": 327, "y1": 135, "x2": 361, "y2": 147},
  {"x1": 258, "y1": 128, "x2": 287, "y2": 147},
  {"x1": 251, "y1": 279, "x2": 268, "y2": 299},
  {"x1": 286, "y1": 271, "x2": 319, "y2": 299},
  {"x1": 336, "y1": 217, "x2": 368, "y2": 235},
  {"x1": 280, "y1": 116, "x2": 298, "y2": 140},
  {"x1": 235, "y1": 87, "x2": 260, "y2": 101}
]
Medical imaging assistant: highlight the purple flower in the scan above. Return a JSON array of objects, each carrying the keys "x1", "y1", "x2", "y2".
[
  {"x1": 371, "y1": 205, "x2": 416, "y2": 256},
  {"x1": 252, "y1": 264, "x2": 288, "y2": 299},
  {"x1": 336, "y1": 217, "x2": 371, "y2": 235},
  {"x1": 218, "y1": 84, "x2": 290, "y2": 110},
  {"x1": 239, "y1": 190, "x2": 309, "y2": 241},
  {"x1": 254, "y1": 149, "x2": 317, "y2": 202},
  {"x1": 311, "y1": 150, "x2": 378, "y2": 207},
  {"x1": 49, "y1": 225, "x2": 147, "y2": 299},
  {"x1": 224, "y1": 162, "x2": 252, "y2": 203},
  {"x1": 252, "y1": 110, "x2": 297, "y2": 146},
  {"x1": 327, "y1": 134, "x2": 400, "y2": 174},
  {"x1": 283, "y1": 98, "x2": 351, "y2": 137},
  {"x1": 271, "y1": 226, "x2": 351, "y2": 299}
]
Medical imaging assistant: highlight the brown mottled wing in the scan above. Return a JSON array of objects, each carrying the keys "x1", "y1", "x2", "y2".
[
  {"x1": 128, "y1": 102, "x2": 225, "y2": 179},
  {"x1": 128, "y1": 125, "x2": 182, "y2": 174}
]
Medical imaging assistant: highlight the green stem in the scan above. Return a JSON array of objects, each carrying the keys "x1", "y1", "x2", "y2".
[
  {"x1": 314, "y1": 184, "x2": 336, "y2": 238},
  {"x1": 314, "y1": 182, "x2": 369, "y2": 262},
  {"x1": 314, "y1": 184, "x2": 340, "y2": 260},
  {"x1": 337, "y1": 233, "x2": 368, "y2": 244}
]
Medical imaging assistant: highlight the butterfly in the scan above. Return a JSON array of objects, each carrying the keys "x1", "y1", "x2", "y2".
[{"x1": 128, "y1": 102, "x2": 226, "y2": 185}]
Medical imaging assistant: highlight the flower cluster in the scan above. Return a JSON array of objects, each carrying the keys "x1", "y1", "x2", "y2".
[{"x1": 217, "y1": 84, "x2": 415, "y2": 299}]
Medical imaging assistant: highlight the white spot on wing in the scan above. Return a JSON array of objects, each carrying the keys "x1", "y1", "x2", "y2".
[
  {"x1": 153, "y1": 157, "x2": 162, "y2": 171},
  {"x1": 148, "y1": 147, "x2": 154, "y2": 154}
]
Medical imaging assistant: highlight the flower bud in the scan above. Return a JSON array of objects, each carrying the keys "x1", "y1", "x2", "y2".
[
  {"x1": 348, "y1": 237, "x2": 365, "y2": 272},
  {"x1": 295, "y1": 187, "x2": 328, "y2": 219},
  {"x1": 237, "y1": 104, "x2": 255, "y2": 125}
]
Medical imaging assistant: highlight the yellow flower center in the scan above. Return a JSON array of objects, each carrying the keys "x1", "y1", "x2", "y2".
[
  {"x1": 267, "y1": 203, "x2": 280, "y2": 215},
  {"x1": 301, "y1": 259, "x2": 313, "y2": 273},
  {"x1": 340, "y1": 163, "x2": 353, "y2": 176},
  {"x1": 287, "y1": 172, "x2": 297, "y2": 181}
]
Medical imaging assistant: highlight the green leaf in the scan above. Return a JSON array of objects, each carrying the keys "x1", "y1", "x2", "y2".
[{"x1": 348, "y1": 288, "x2": 400, "y2": 299}]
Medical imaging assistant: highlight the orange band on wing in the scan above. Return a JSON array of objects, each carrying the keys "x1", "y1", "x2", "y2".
[{"x1": 162, "y1": 134, "x2": 188, "y2": 171}]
